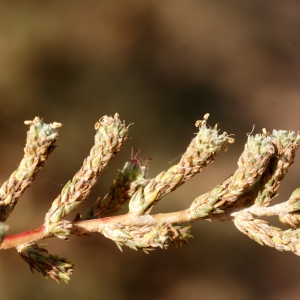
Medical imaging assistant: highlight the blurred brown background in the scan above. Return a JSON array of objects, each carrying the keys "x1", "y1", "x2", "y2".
[{"x1": 1, "y1": 1, "x2": 300, "y2": 299}]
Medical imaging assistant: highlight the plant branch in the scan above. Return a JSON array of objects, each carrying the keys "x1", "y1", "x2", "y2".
[
  {"x1": 45, "y1": 113, "x2": 129, "y2": 237},
  {"x1": 1, "y1": 113, "x2": 300, "y2": 283},
  {"x1": 0, "y1": 118, "x2": 61, "y2": 221},
  {"x1": 0, "y1": 199, "x2": 296, "y2": 250}
]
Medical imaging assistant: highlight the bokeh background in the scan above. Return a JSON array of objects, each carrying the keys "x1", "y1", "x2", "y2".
[{"x1": 1, "y1": 1, "x2": 300, "y2": 299}]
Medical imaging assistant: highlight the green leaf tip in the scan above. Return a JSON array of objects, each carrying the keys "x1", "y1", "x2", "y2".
[{"x1": 18, "y1": 243, "x2": 74, "y2": 284}]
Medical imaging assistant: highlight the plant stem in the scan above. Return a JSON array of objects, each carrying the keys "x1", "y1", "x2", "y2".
[
  {"x1": 0, "y1": 226, "x2": 48, "y2": 249},
  {"x1": 0, "y1": 200, "x2": 292, "y2": 250}
]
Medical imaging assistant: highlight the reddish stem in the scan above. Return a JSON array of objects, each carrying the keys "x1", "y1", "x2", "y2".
[
  {"x1": 1, "y1": 226, "x2": 47, "y2": 249},
  {"x1": 0, "y1": 210, "x2": 192, "y2": 250}
]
